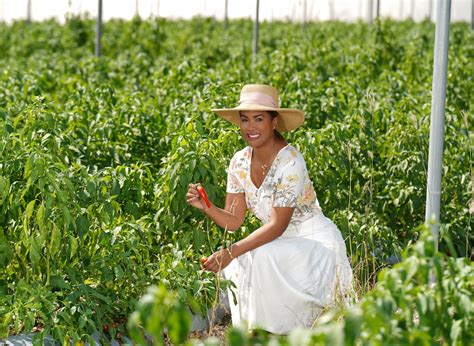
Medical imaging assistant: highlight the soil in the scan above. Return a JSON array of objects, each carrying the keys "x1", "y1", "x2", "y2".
[
  {"x1": 164, "y1": 313, "x2": 232, "y2": 345},
  {"x1": 189, "y1": 314, "x2": 231, "y2": 343}
]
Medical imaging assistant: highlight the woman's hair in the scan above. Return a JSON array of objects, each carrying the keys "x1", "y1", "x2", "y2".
[{"x1": 269, "y1": 111, "x2": 285, "y2": 140}]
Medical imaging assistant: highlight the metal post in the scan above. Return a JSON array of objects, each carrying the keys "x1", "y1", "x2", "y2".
[
  {"x1": 308, "y1": 0, "x2": 314, "y2": 21},
  {"x1": 368, "y1": 0, "x2": 373, "y2": 25},
  {"x1": 252, "y1": 0, "x2": 260, "y2": 55},
  {"x1": 425, "y1": 0, "x2": 451, "y2": 245},
  {"x1": 95, "y1": 0, "x2": 103, "y2": 57},
  {"x1": 428, "y1": 0, "x2": 433, "y2": 21},
  {"x1": 303, "y1": 0, "x2": 307, "y2": 31},
  {"x1": 27, "y1": 0, "x2": 32, "y2": 23},
  {"x1": 376, "y1": 0, "x2": 380, "y2": 18},
  {"x1": 471, "y1": 0, "x2": 474, "y2": 29},
  {"x1": 224, "y1": 0, "x2": 228, "y2": 30},
  {"x1": 135, "y1": 0, "x2": 139, "y2": 17},
  {"x1": 399, "y1": 0, "x2": 404, "y2": 20},
  {"x1": 410, "y1": 0, "x2": 415, "y2": 19},
  {"x1": 329, "y1": 0, "x2": 335, "y2": 20},
  {"x1": 157, "y1": 0, "x2": 160, "y2": 17}
]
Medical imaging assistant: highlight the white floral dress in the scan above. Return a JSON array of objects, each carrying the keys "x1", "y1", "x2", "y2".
[{"x1": 223, "y1": 144, "x2": 352, "y2": 334}]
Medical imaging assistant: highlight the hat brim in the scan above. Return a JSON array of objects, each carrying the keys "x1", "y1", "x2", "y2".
[{"x1": 211, "y1": 103, "x2": 304, "y2": 132}]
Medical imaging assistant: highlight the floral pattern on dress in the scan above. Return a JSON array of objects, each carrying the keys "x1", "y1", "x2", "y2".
[{"x1": 226, "y1": 144, "x2": 322, "y2": 228}]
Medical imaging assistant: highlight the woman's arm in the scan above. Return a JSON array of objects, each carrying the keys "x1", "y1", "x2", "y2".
[
  {"x1": 186, "y1": 183, "x2": 247, "y2": 231},
  {"x1": 231, "y1": 206, "x2": 294, "y2": 256},
  {"x1": 202, "y1": 206, "x2": 294, "y2": 273}
]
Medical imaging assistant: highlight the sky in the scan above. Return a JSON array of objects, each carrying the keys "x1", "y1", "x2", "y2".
[{"x1": 1, "y1": 0, "x2": 472, "y2": 23}]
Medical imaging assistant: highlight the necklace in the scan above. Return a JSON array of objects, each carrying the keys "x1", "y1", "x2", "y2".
[
  {"x1": 251, "y1": 140, "x2": 283, "y2": 188},
  {"x1": 257, "y1": 141, "x2": 279, "y2": 177}
]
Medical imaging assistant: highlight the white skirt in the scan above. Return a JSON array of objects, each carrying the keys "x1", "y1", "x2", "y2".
[{"x1": 223, "y1": 213, "x2": 353, "y2": 334}]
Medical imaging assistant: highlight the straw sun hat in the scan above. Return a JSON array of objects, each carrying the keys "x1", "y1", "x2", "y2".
[{"x1": 211, "y1": 84, "x2": 305, "y2": 132}]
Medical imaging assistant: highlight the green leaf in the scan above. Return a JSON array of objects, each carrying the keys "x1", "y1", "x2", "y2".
[
  {"x1": 168, "y1": 303, "x2": 191, "y2": 345},
  {"x1": 227, "y1": 327, "x2": 247, "y2": 346},
  {"x1": 50, "y1": 223, "x2": 61, "y2": 256},
  {"x1": 450, "y1": 319, "x2": 462, "y2": 344},
  {"x1": 23, "y1": 157, "x2": 32, "y2": 179},
  {"x1": 75, "y1": 215, "x2": 90, "y2": 238},
  {"x1": 114, "y1": 266, "x2": 124, "y2": 280},
  {"x1": 29, "y1": 237, "x2": 42, "y2": 264},
  {"x1": 50, "y1": 275, "x2": 70, "y2": 290},
  {"x1": 86, "y1": 181, "x2": 96, "y2": 195},
  {"x1": 0, "y1": 242, "x2": 13, "y2": 268},
  {"x1": 25, "y1": 199, "x2": 36, "y2": 221},
  {"x1": 69, "y1": 235, "x2": 78, "y2": 259},
  {"x1": 0, "y1": 176, "x2": 10, "y2": 205},
  {"x1": 192, "y1": 227, "x2": 205, "y2": 249},
  {"x1": 36, "y1": 203, "x2": 45, "y2": 226}
]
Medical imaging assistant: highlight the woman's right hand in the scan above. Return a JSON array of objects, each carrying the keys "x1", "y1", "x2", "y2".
[{"x1": 186, "y1": 183, "x2": 208, "y2": 210}]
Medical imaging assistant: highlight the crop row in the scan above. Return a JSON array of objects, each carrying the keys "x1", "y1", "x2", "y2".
[{"x1": 0, "y1": 16, "x2": 472, "y2": 343}]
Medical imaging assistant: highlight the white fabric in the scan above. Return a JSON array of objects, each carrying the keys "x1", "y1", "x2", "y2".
[{"x1": 223, "y1": 145, "x2": 353, "y2": 334}]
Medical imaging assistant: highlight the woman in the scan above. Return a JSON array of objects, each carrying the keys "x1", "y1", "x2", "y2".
[{"x1": 186, "y1": 84, "x2": 352, "y2": 334}]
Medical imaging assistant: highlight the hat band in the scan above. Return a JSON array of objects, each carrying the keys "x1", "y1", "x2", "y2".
[{"x1": 238, "y1": 92, "x2": 277, "y2": 108}]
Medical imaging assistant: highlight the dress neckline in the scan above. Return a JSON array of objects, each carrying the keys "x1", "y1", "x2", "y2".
[{"x1": 248, "y1": 144, "x2": 289, "y2": 190}]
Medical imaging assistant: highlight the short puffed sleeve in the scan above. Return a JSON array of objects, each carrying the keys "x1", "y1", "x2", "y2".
[
  {"x1": 226, "y1": 153, "x2": 245, "y2": 193},
  {"x1": 272, "y1": 157, "x2": 306, "y2": 207}
]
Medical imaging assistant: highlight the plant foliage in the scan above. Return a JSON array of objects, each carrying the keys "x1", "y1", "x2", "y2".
[{"x1": 0, "y1": 16, "x2": 471, "y2": 343}]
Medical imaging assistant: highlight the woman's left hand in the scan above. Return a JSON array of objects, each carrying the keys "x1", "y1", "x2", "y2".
[{"x1": 202, "y1": 249, "x2": 234, "y2": 273}]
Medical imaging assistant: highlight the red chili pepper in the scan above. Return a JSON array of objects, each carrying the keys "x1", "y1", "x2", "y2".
[
  {"x1": 197, "y1": 185, "x2": 211, "y2": 208},
  {"x1": 201, "y1": 256, "x2": 208, "y2": 269}
]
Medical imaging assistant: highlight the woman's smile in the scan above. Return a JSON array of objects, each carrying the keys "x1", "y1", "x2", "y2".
[{"x1": 247, "y1": 133, "x2": 261, "y2": 140}]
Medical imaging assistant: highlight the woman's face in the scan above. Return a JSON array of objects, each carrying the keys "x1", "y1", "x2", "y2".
[{"x1": 239, "y1": 111, "x2": 277, "y2": 148}]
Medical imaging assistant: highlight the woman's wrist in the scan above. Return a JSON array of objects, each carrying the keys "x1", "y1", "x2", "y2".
[
  {"x1": 227, "y1": 243, "x2": 244, "y2": 259},
  {"x1": 201, "y1": 202, "x2": 213, "y2": 214},
  {"x1": 226, "y1": 246, "x2": 235, "y2": 260}
]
